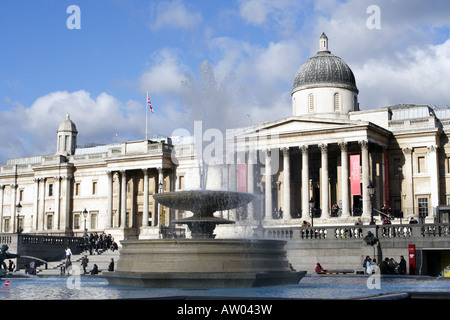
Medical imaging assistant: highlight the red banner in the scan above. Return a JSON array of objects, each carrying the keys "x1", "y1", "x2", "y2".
[
  {"x1": 237, "y1": 163, "x2": 247, "y2": 192},
  {"x1": 408, "y1": 244, "x2": 416, "y2": 275},
  {"x1": 350, "y1": 154, "x2": 361, "y2": 195},
  {"x1": 384, "y1": 152, "x2": 390, "y2": 208}
]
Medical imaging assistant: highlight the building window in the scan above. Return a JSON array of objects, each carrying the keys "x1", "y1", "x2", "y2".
[
  {"x1": 92, "y1": 181, "x2": 97, "y2": 195},
  {"x1": 308, "y1": 94, "x2": 314, "y2": 112},
  {"x1": 46, "y1": 214, "x2": 53, "y2": 230},
  {"x1": 418, "y1": 198, "x2": 428, "y2": 218},
  {"x1": 75, "y1": 183, "x2": 81, "y2": 196},
  {"x1": 48, "y1": 184, "x2": 53, "y2": 197},
  {"x1": 3, "y1": 218, "x2": 10, "y2": 233},
  {"x1": 19, "y1": 189, "x2": 24, "y2": 201},
  {"x1": 74, "y1": 213, "x2": 80, "y2": 229},
  {"x1": 447, "y1": 157, "x2": 450, "y2": 174},
  {"x1": 90, "y1": 212, "x2": 98, "y2": 229},
  {"x1": 333, "y1": 92, "x2": 340, "y2": 111},
  {"x1": 353, "y1": 96, "x2": 358, "y2": 110},
  {"x1": 17, "y1": 217, "x2": 24, "y2": 233},
  {"x1": 417, "y1": 156, "x2": 426, "y2": 173}
]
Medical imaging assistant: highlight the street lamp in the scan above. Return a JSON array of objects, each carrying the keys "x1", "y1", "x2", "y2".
[
  {"x1": 309, "y1": 198, "x2": 315, "y2": 227},
  {"x1": 367, "y1": 183, "x2": 376, "y2": 225},
  {"x1": 16, "y1": 202, "x2": 22, "y2": 234},
  {"x1": 83, "y1": 208, "x2": 88, "y2": 232}
]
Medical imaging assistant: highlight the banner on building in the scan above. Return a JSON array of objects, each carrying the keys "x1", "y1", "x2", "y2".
[
  {"x1": 350, "y1": 154, "x2": 361, "y2": 195},
  {"x1": 237, "y1": 163, "x2": 247, "y2": 192},
  {"x1": 384, "y1": 152, "x2": 390, "y2": 208}
]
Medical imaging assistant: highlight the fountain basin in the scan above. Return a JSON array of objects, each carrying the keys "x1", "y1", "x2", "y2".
[{"x1": 104, "y1": 238, "x2": 305, "y2": 288}]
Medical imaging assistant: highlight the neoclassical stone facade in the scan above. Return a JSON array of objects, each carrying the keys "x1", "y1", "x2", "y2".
[{"x1": 1, "y1": 34, "x2": 449, "y2": 240}]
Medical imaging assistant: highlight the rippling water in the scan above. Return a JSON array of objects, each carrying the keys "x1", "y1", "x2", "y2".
[{"x1": 0, "y1": 275, "x2": 449, "y2": 300}]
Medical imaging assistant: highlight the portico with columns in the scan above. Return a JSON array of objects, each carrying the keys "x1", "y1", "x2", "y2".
[{"x1": 236, "y1": 117, "x2": 391, "y2": 225}]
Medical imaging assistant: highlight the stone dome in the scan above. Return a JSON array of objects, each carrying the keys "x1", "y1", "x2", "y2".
[
  {"x1": 58, "y1": 114, "x2": 78, "y2": 133},
  {"x1": 292, "y1": 33, "x2": 358, "y2": 94}
]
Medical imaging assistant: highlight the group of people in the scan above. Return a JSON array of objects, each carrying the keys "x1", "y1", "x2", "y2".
[
  {"x1": 80, "y1": 231, "x2": 118, "y2": 254},
  {"x1": 363, "y1": 255, "x2": 407, "y2": 275},
  {"x1": 81, "y1": 255, "x2": 115, "y2": 275}
]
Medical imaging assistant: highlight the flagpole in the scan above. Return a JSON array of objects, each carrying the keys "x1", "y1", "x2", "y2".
[{"x1": 146, "y1": 91, "x2": 148, "y2": 140}]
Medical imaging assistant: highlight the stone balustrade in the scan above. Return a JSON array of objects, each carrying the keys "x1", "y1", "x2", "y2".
[{"x1": 264, "y1": 223, "x2": 450, "y2": 241}]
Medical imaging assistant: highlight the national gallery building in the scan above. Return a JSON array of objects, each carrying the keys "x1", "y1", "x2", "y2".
[{"x1": 1, "y1": 34, "x2": 450, "y2": 240}]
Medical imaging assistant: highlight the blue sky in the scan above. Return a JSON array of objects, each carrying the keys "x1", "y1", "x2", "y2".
[{"x1": 1, "y1": 0, "x2": 450, "y2": 164}]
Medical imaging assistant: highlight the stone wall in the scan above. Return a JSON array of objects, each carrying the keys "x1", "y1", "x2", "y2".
[{"x1": 264, "y1": 224, "x2": 450, "y2": 275}]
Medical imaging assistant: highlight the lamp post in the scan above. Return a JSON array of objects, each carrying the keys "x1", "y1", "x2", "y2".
[
  {"x1": 83, "y1": 208, "x2": 88, "y2": 232},
  {"x1": 397, "y1": 164, "x2": 402, "y2": 220},
  {"x1": 16, "y1": 202, "x2": 22, "y2": 234},
  {"x1": 309, "y1": 198, "x2": 315, "y2": 227},
  {"x1": 367, "y1": 183, "x2": 376, "y2": 225}
]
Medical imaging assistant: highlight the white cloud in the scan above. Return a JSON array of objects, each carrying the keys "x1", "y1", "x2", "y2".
[
  {"x1": 355, "y1": 38, "x2": 450, "y2": 108},
  {"x1": 150, "y1": 0, "x2": 202, "y2": 30},
  {"x1": 0, "y1": 91, "x2": 156, "y2": 164},
  {"x1": 139, "y1": 48, "x2": 187, "y2": 95}
]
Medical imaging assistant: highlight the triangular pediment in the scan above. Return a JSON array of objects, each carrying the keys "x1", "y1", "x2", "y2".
[{"x1": 242, "y1": 116, "x2": 367, "y2": 136}]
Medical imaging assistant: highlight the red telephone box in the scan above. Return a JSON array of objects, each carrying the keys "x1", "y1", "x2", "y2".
[{"x1": 408, "y1": 244, "x2": 416, "y2": 275}]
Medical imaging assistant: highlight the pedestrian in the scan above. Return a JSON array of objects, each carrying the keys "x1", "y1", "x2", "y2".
[
  {"x1": 90, "y1": 264, "x2": 99, "y2": 275},
  {"x1": 409, "y1": 217, "x2": 418, "y2": 224},
  {"x1": 363, "y1": 256, "x2": 375, "y2": 274},
  {"x1": 108, "y1": 258, "x2": 114, "y2": 272},
  {"x1": 8, "y1": 260, "x2": 15, "y2": 272},
  {"x1": 81, "y1": 255, "x2": 89, "y2": 274},
  {"x1": 29, "y1": 260, "x2": 36, "y2": 275},
  {"x1": 380, "y1": 258, "x2": 389, "y2": 274},
  {"x1": 315, "y1": 263, "x2": 324, "y2": 273},
  {"x1": 65, "y1": 246, "x2": 72, "y2": 262},
  {"x1": 398, "y1": 256, "x2": 407, "y2": 275}
]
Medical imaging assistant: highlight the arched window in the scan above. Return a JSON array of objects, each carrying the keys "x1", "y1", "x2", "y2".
[
  {"x1": 308, "y1": 94, "x2": 314, "y2": 112},
  {"x1": 334, "y1": 92, "x2": 340, "y2": 111}
]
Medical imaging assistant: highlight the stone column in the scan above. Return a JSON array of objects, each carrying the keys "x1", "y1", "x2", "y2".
[
  {"x1": 157, "y1": 167, "x2": 164, "y2": 227},
  {"x1": 32, "y1": 179, "x2": 39, "y2": 230},
  {"x1": 10, "y1": 184, "x2": 17, "y2": 232},
  {"x1": 428, "y1": 145, "x2": 439, "y2": 216},
  {"x1": 282, "y1": 147, "x2": 290, "y2": 220},
  {"x1": 54, "y1": 176, "x2": 60, "y2": 230},
  {"x1": 106, "y1": 171, "x2": 113, "y2": 228},
  {"x1": 142, "y1": 169, "x2": 149, "y2": 227},
  {"x1": 120, "y1": 170, "x2": 127, "y2": 228},
  {"x1": 300, "y1": 145, "x2": 310, "y2": 222},
  {"x1": 320, "y1": 143, "x2": 329, "y2": 216},
  {"x1": 39, "y1": 178, "x2": 46, "y2": 231},
  {"x1": 403, "y1": 147, "x2": 413, "y2": 216},
  {"x1": 264, "y1": 149, "x2": 272, "y2": 221},
  {"x1": 60, "y1": 176, "x2": 71, "y2": 232},
  {"x1": 339, "y1": 142, "x2": 350, "y2": 219},
  {"x1": 360, "y1": 140, "x2": 371, "y2": 219}
]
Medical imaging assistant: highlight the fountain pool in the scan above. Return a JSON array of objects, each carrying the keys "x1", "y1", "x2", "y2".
[{"x1": 1, "y1": 275, "x2": 449, "y2": 300}]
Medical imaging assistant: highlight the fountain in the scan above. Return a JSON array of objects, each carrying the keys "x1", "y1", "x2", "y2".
[{"x1": 105, "y1": 190, "x2": 305, "y2": 288}]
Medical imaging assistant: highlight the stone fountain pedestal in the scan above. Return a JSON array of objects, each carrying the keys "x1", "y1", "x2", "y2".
[
  {"x1": 104, "y1": 238, "x2": 305, "y2": 288},
  {"x1": 104, "y1": 190, "x2": 305, "y2": 288}
]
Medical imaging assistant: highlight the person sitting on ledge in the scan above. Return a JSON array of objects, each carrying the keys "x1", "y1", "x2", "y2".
[{"x1": 315, "y1": 263, "x2": 325, "y2": 273}]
